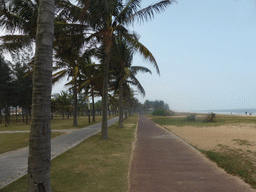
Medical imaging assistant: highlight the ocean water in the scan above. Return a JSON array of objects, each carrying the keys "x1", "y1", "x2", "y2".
[{"x1": 195, "y1": 110, "x2": 256, "y2": 116}]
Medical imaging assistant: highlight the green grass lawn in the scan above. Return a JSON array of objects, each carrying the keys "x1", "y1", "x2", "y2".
[
  {"x1": 0, "y1": 115, "x2": 106, "y2": 131},
  {"x1": 0, "y1": 115, "x2": 112, "y2": 154},
  {"x1": 0, "y1": 132, "x2": 64, "y2": 154},
  {"x1": 1, "y1": 116, "x2": 138, "y2": 192}
]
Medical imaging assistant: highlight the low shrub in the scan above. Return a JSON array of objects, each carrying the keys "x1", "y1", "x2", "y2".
[
  {"x1": 152, "y1": 109, "x2": 173, "y2": 116},
  {"x1": 205, "y1": 113, "x2": 216, "y2": 122},
  {"x1": 186, "y1": 114, "x2": 196, "y2": 122}
]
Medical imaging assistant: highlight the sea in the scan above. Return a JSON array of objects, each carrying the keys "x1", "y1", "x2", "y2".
[{"x1": 193, "y1": 108, "x2": 256, "y2": 116}]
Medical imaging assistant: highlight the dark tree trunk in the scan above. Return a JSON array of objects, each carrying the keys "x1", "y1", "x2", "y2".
[
  {"x1": 29, "y1": 108, "x2": 31, "y2": 119},
  {"x1": 16, "y1": 107, "x2": 18, "y2": 122},
  {"x1": 118, "y1": 78, "x2": 124, "y2": 128},
  {"x1": 26, "y1": 107, "x2": 28, "y2": 124},
  {"x1": 5, "y1": 106, "x2": 9, "y2": 126},
  {"x1": 101, "y1": 46, "x2": 110, "y2": 139},
  {"x1": 92, "y1": 88, "x2": 95, "y2": 122},
  {"x1": 0, "y1": 110, "x2": 2, "y2": 124},
  {"x1": 8, "y1": 107, "x2": 10, "y2": 122},
  {"x1": 27, "y1": 0, "x2": 54, "y2": 191},
  {"x1": 22, "y1": 107, "x2": 25, "y2": 122},
  {"x1": 73, "y1": 77, "x2": 78, "y2": 126},
  {"x1": 88, "y1": 109, "x2": 90, "y2": 123}
]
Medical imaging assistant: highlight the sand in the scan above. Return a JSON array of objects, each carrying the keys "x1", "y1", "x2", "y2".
[{"x1": 164, "y1": 123, "x2": 256, "y2": 152}]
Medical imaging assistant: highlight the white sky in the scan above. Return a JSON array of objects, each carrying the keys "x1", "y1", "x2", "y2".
[
  {"x1": 3, "y1": 0, "x2": 256, "y2": 112},
  {"x1": 129, "y1": 0, "x2": 256, "y2": 111}
]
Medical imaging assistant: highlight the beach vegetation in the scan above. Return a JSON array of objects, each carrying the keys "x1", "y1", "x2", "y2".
[
  {"x1": 186, "y1": 113, "x2": 196, "y2": 121},
  {"x1": 232, "y1": 139, "x2": 254, "y2": 146},
  {"x1": 151, "y1": 113, "x2": 256, "y2": 127},
  {"x1": 152, "y1": 109, "x2": 173, "y2": 116},
  {"x1": 204, "y1": 112, "x2": 216, "y2": 122},
  {"x1": 200, "y1": 147, "x2": 256, "y2": 189}
]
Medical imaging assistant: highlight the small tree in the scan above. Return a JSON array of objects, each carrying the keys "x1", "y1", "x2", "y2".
[
  {"x1": 187, "y1": 114, "x2": 196, "y2": 122},
  {"x1": 205, "y1": 113, "x2": 216, "y2": 122}
]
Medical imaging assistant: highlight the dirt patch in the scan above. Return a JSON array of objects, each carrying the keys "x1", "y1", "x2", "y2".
[
  {"x1": 164, "y1": 123, "x2": 256, "y2": 152},
  {"x1": 124, "y1": 123, "x2": 134, "y2": 128}
]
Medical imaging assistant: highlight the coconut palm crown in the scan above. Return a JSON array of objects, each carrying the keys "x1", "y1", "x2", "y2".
[{"x1": 78, "y1": 0, "x2": 176, "y2": 138}]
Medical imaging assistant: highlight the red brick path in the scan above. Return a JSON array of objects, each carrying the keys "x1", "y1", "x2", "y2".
[{"x1": 129, "y1": 116, "x2": 255, "y2": 192}]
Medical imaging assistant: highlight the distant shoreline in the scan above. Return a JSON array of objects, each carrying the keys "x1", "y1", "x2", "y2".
[{"x1": 194, "y1": 111, "x2": 255, "y2": 116}]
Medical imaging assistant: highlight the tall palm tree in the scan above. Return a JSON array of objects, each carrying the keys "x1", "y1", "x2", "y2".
[
  {"x1": 109, "y1": 37, "x2": 152, "y2": 127},
  {"x1": 78, "y1": 52, "x2": 102, "y2": 123},
  {"x1": 27, "y1": 0, "x2": 54, "y2": 191},
  {"x1": 80, "y1": 0, "x2": 175, "y2": 139},
  {"x1": 53, "y1": 54, "x2": 81, "y2": 126}
]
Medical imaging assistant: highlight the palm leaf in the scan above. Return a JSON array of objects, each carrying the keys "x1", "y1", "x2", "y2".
[
  {"x1": 124, "y1": 0, "x2": 176, "y2": 24},
  {"x1": 124, "y1": 33, "x2": 160, "y2": 75}
]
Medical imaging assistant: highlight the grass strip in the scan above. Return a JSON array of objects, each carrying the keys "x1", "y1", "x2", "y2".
[
  {"x1": 200, "y1": 149, "x2": 256, "y2": 189},
  {"x1": 151, "y1": 114, "x2": 256, "y2": 127},
  {"x1": 0, "y1": 115, "x2": 105, "y2": 131},
  {"x1": 1, "y1": 116, "x2": 138, "y2": 192},
  {"x1": 0, "y1": 132, "x2": 64, "y2": 154}
]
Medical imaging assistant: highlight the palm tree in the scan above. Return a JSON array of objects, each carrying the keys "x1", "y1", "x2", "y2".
[
  {"x1": 53, "y1": 54, "x2": 81, "y2": 126},
  {"x1": 27, "y1": 0, "x2": 54, "y2": 191},
  {"x1": 78, "y1": 54, "x2": 102, "y2": 123},
  {"x1": 53, "y1": 91, "x2": 73, "y2": 119},
  {"x1": 109, "y1": 37, "x2": 152, "y2": 127},
  {"x1": 80, "y1": 0, "x2": 175, "y2": 139}
]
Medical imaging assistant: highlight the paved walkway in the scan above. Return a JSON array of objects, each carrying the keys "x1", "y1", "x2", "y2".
[
  {"x1": 129, "y1": 116, "x2": 255, "y2": 192},
  {"x1": 0, "y1": 117, "x2": 118, "y2": 189}
]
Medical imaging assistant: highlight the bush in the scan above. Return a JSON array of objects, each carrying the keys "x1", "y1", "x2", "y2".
[
  {"x1": 186, "y1": 113, "x2": 196, "y2": 122},
  {"x1": 152, "y1": 109, "x2": 173, "y2": 116},
  {"x1": 205, "y1": 113, "x2": 216, "y2": 122}
]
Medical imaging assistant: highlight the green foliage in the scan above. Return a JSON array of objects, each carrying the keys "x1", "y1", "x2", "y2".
[
  {"x1": 205, "y1": 112, "x2": 216, "y2": 122},
  {"x1": 201, "y1": 148, "x2": 256, "y2": 188},
  {"x1": 186, "y1": 113, "x2": 196, "y2": 122},
  {"x1": 232, "y1": 139, "x2": 254, "y2": 146},
  {"x1": 152, "y1": 109, "x2": 173, "y2": 116},
  {"x1": 0, "y1": 55, "x2": 13, "y2": 108}
]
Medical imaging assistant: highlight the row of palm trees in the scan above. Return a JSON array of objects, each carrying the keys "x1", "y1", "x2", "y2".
[
  {"x1": 0, "y1": 0, "x2": 175, "y2": 190},
  {"x1": 0, "y1": 0, "x2": 175, "y2": 139}
]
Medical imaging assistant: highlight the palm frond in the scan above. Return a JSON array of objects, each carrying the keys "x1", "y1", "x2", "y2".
[
  {"x1": 0, "y1": 35, "x2": 32, "y2": 52},
  {"x1": 130, "y1": 66, "x2": 152, "y2": 75},
  {"x1": 127, "y1": 75, "x2": 145, "y2": 96},
  {"x1": 52, "y1": 69, "x2": 68, "y2": 84},
  {"x1": 124, "y1": 33, "x2": 160, "y2": 75},
  {"x1": 124, "y1": 0, "x2": 176, "y2": 25}
]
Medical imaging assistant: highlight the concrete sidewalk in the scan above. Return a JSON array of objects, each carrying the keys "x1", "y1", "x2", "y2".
[
  {"x1": 0, "y1": 117, "x2": 118, "y2": 189},
  {"x1": 129, "y1": 116, "x2": 255, "y2": 192}
]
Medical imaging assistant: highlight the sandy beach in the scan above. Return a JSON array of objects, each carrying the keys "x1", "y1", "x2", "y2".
[{"x1": 164, "y1": 123, "x2": 256, "y2": 151}]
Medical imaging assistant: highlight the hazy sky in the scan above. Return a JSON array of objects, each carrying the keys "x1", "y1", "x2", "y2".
[
  {"x1": 3, "y1": 0, "x2": 256, "y2": 112},
  {"x1": 127, "y1": 0, "x2": 256, "y2": 112}
]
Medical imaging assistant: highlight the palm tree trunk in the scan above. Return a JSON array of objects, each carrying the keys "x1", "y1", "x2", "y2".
[
  {"x1": 118, "y1": 78, "x2": 124, "y2": 128},
  {"x1": 73, "y1": 77, "x2": 78, "y2": 126},
  {"x1": 0, "y1": 110, "x2": 2, "y2": 124},
  {"x1": 92, "y1": 87, "x2": 95, "y2": 122},
  {"x1": 25, "y1": 107, "x2": 28, "y2": 124},
  {"x1": 16, "y1": 106, "x2": 18, "y2": 122},
  {"x1": 22, "y1": 107, "x2": 25, "y2": 122},
  {"x1": 102, "y1": 46, "x2": 110, "y2": 139},
  {"x1": 27, "y1": 0, "x2": 54, "y2": 191},
  {"x1": 5, "y1": 106, "x2": 9, "y2": 125}
]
